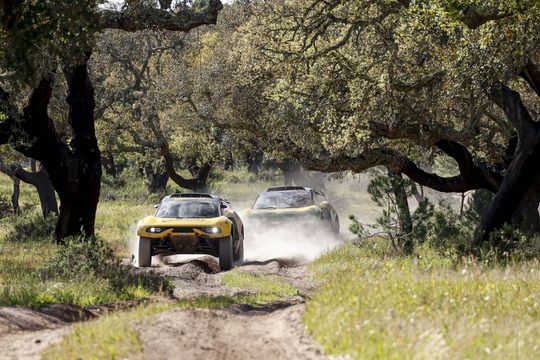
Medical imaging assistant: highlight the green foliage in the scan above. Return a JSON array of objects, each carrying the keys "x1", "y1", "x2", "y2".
[
  {"x1": 0, "y1": 195, "x2": 14, "y2": 218},
  {"x1": 464, "y1": 189, "x2": 494, "y2": 224},
  {"x1": 480, "y1": 225, "x2": 540, "y2": 263},
  {"x1": 41, "y1": 235, "x2": 115, "y2": 276},
  {"x1": 0, "y1": 0, "x2": 102, "y2": 82},
  {"x1": 348, "y1": 172, "x2": 520, "y2": 258},
  {"x1": 4, "y1": 212, "x2": 57, "y2": 242},
  {"x1": 349, "y1": 171, "x2": 434, "y2": 252}
]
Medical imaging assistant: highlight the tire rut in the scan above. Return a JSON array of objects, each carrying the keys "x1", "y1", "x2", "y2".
[{"x1": 2, "y1": 256, "x2": 329, "y2": 360}]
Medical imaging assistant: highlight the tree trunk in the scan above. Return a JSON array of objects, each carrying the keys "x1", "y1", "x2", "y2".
[
  {"x1": 11, "y1": 177, "x2": 19, "y2": 213},
  {"x1": 474, "y1": 82, "x2": 540, "y2": 245},
  {"x1": 246, "y1": 150, "x2": 263, "y2": 174},
  {"x1": 15, "y1": 165, "x2": 58, "y2": 217},
  {"x1": 278, "y1": 159, "x2": 301, "y2": 185},
  {"x1": 388, "y1": 171, "x2": 414, "y2": 254},
  {"x1": 473, "y1": 139, "x2": 540, "y2": 245},
  {"x1": 187, "y1": 163, "x2": 211, "y2": 192},
  {"x1": 144, "y1": 162, "x2": 169, "y2": 193},
  {"x1": 52, "y1": 63, "x2": 102, "y2": 241},
  {"x1": 26, "y1": 64, "x2": 101, "y2": 241},
  {"x1": 516, "y1": 192, "x2": 540, "y2": 233},
  {"x1": 102, "y1": 153, "x2": 117, "y2": 178}
]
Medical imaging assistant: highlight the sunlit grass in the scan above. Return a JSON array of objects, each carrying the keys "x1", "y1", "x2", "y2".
[{"x1": 306, "y1": 240, "x2": 540, "y2": 359}]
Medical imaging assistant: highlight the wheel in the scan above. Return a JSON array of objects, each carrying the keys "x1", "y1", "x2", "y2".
[
  {"x1": 234, "y1": 237, "x2": 244, "y2": 264},
  {"x1": 333, "y1": 215, "x2": 340, "y2": 235},
  {"x1": 322, "y1": 208, "x2": 334, "y2": 233},
  {"x1": 233, "y1": 225, "x2": 244, "y2": 264},
  {"x1": 137, "y1": 236, "x2": 152, "y2": 267},
  {"x1": 219, "y1": 236, "x2": 234, "y2": 271}
]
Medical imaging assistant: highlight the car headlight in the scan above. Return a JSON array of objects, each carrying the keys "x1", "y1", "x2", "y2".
[
  {"x1": 146, "y1": 227, "x2": 165, "y2": 234},
  {"x1": 202, "y1": 227, "x2": 222, "y2": 234}
]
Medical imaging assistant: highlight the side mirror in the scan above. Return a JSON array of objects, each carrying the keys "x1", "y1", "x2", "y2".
[
  {"x1": 220, "y1": 203, "x2": 229, "y2": 209},
  {"x1": 154, "y1": 204, "x2": 159, "y2": 209}
]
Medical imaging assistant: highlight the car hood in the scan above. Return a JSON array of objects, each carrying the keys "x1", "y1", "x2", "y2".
[
  {"x1": 239, "y1": 205, "x2": 320, "y2": 217},
  {"x1": 138, "y1": 216, "x2": 228, "y2": 228}
]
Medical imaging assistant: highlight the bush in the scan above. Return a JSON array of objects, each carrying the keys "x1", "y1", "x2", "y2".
[
  {"x1": 42, "y1": 235, "x2": 116, "y2": 277},
  {"x1": 39, "y1": 235, "x2": 171, "y2": 301},
  {"x1": 4, "y1": 212, "x2": 56, "y2": 242},
  {"x1": 0, "y1": 195, "x2": 13, "y2": 218},
  {"x1": 349, "y1": 179, "x2": 498, "y2": 258},
  {"x1": 476, "y1": 225, "x2": 540, "y2": 262}
]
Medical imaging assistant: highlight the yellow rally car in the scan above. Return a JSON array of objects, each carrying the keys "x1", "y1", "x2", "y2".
[
  {"x1": 135, "y1": 193, "x2": 244, "y2": 270},
  {"x1": 239, "y1": 186, "x2": 339, "y2": 234}
]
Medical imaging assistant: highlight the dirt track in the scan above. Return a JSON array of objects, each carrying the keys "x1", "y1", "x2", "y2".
[{"x1": 0, "y1": 256, "x2": 329, "y2": 360}]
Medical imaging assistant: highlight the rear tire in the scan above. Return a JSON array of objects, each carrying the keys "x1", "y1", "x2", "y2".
[
  {"x1": 137, "y1": 236, "x2": 152, "y2": 267},
  {"x1": 219, "y1": 236, "x2": 234, "y2": 271},
  {"x1": 333, "y1": 216, "x2": 340, "y2": 235},
  {"x1": 234, "y1": 238, "x2": 244, "y2": 264}
]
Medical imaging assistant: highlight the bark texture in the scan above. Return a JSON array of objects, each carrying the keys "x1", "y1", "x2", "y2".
[{"x1": 100, "y1": 0, "x2": 222, "y2": 32}]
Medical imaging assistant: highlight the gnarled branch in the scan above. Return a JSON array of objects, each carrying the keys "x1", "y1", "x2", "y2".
[{"x1": 100, "y1": 0, "x2": 223, "y2": 32}]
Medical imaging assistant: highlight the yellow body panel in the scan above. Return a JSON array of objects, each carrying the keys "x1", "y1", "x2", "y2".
[
  {"x1": 239, "y1": 205, "x2": 321, "y2": 216},
  {"x1": 137, "y1": 215, "x2": 233, "y2": 239}
]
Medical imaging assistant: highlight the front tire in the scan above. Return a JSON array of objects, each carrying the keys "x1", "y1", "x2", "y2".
[
  {"x1": 219, "y1": 236, "x2": 234, "y2": 271},
  {"x1": 137, "y1": 236, "x2": 152, "y2": 267}
]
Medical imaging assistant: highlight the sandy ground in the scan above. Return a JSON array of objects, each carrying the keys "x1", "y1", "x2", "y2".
[{"x1": 0, "y1": 256, "x2": 329, "y2": 360}]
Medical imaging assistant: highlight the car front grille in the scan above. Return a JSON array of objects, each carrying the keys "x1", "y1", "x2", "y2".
[{"x1": 172, "y1": 227, "x2": 196, "y2": 233}]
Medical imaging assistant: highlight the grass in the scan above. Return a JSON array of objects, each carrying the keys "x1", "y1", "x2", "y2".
[
  {"x1": 42, "y1": 302, "x2": 175, "y2": 360},
  {"x1": 305, "y1": 239, "x2": 540, "y2": 359},
  {"x1": 221, "y1": 270, "x2": 299, "y2": 298},
  {"x1": 177, "y1": 270, "x2": 299, "y2": 309}
]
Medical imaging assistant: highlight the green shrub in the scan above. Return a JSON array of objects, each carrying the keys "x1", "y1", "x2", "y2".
[
  {"x1": 477, "y1": 225, "x2": 540, "y2": 263},
  {"x1": 41, "y1": 235, "x2": 116, "y2": 277},
  {"x1": 0, "y1": 195, "x2": 13, "y2": 217},
  {"x1": 39, "y1": 235, "x2": 171, "y2": 300},
  {"x1": 4, "y1": 212, "x2": 56, "y2": 242}
]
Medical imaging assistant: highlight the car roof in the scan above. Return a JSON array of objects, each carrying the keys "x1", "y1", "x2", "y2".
[
  {"x1": 265, "y1": 186, "x2": 311, "y2": 192},
  {"x1": 264, "y1": 186, "x2": 324, "y2": 196},
  {"x1": 162, "y1": 193, "x2": 220, "y2": 202}
]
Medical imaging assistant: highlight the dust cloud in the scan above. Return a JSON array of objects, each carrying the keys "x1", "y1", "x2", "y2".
[{"x1": 242, "y1": 221, "x2": 342, "y2": 263}]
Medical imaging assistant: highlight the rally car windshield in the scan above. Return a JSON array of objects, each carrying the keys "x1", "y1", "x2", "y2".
[
  {"x1": 156, "y1": 200, "x2": 220, "y2": 218},
  {"x1": 253, "y1": 191, "x2": 312, "y2": 209}
]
